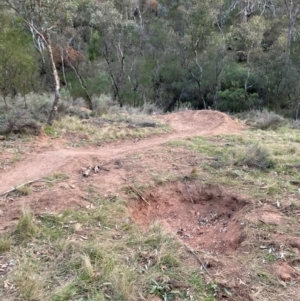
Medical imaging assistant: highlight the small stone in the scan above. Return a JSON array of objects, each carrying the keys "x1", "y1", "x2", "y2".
[
  {"x1": 73, "y1": 223, "x2": 82, "y2": 233},
  {"x1": 0, "y1": 135, "x2": 5, "y2": 141},
  {"x1": 280, "y1": 273, "x2": 291, "y2": 282}
]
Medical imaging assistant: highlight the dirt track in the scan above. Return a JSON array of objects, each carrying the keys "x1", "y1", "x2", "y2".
[{"x1": 0, "y1": 110, "x2": 242, "y2": 195}]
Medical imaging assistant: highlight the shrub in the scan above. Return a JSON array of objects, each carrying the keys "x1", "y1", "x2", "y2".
[
  {"x1": 92, "y1": 94, "x2": 114, "y2": 116},
  {"x1": 240, "y1": 109, "x2": 285, "y2": 130},
  {"x1": 218, "y1": 88, "x2": 259, "y2": 113},
  {"x1": 140, "y1": 102, "x2": 163, "y2": 115},
  {"x1": 0, "y1": 109, "x2": 41, "y2": 135},
  {"x1": 233, "y1": 143, "x2": 274, "y2": 169},
  {"x1": 289, "y1": 119, "x2": 300, "y2": 129}
]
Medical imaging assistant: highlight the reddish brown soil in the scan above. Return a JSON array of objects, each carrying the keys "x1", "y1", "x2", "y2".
[
  {"x1": 130, "y1": 181, "x2": 248, "y2": 254},
  {"x1": 0, "y1": 110, "x2": 242, "y2": 230},
  {"x1": 0, "y1": 110, "x2": 242, "y2": 195}
]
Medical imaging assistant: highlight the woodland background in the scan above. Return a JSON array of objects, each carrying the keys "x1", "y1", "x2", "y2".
[{"x1": 1, "y1": 0, "x2": 300, "y2": 124}]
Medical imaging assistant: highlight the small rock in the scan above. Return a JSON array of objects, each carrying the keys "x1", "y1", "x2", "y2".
[
  {"x1": 0, "y1": 210, "x2": 3, "y2": 217},
  {"x1": 280, "y1": 273, "x2": 291, "y2": 282},
  {"x1": 69, "y1": 185, "x2": 76, "y2": 189},
  {"x1": 83, "y1": 167, "x2": 91, "y2": 177},
  {"x1": 0, "y1": 135, "x2": 5, "y2": 141},
  {"x1": 275, "y1": 262, "x2": 299, "y2": 282},
  {"x1": 73, "y1": 223, "x2": 82, "y2": 233}
]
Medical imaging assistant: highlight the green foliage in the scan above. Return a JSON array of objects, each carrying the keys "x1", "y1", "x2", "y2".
[
  {"x1": 218, "y1": 88, "x2": 259, "y2": 112},
  {"x1": 0, "y1": 12, "x2": 39, "y2": 109},
  {"x1": 88, "y1": 30, "x2": 102, "y2": 61},
  {"x1": 66, "y1": 72, "x2": 110, "y2": 102},
  {"x1": 3, "y1": 0, "x2": 300, "y2": 117}
]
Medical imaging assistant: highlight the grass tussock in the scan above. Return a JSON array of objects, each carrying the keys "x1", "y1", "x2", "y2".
[
  {"x1": 0, "y1": 237, "x2": 11, "y2": 253},
  {"x1": 15, "y1": 184, "x2": 31, "y2": 196},
  {"x1": 13, "y1": 208, "x2": 38, "y2": 243},
  {"x1": 233, "y1": 143, "x2": 274, "y2": 169}
]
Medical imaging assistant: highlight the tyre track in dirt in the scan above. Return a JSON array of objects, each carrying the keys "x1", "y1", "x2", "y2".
[{"x1": 0, "y1": 110, "x2": 243, "y2": 195}]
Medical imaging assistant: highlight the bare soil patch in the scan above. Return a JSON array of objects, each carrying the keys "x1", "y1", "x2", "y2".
[
  {"x1": 0, "y1": 110, "x2": 243, "y2": 196},
  {"x1": 130, "y1": 181, "x2": 248, "y2": 255}
]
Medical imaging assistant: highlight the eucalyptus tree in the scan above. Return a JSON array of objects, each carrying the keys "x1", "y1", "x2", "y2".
[
  {"x1": 88, "y1": 1, "x2": 144, "y2": 106},
  {"x1": 4, "y1": 0, "x2": 80, "y2": 124},
  {"x1": 0, "y1": 11, "x2": 38, "y2": 110}
]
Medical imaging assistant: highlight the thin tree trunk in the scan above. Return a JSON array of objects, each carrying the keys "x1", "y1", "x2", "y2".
[
  {"x1": 284, "y1": 1, "x2": 300, "y2": 65},
  {"x1": 103, "y1": 42, "x2": 122, "y2": 107},
  {"x1": 3, "y1": 96, "x2": 8, "y2": 111},
  {"x1": 46, "y1": 42, "x2": 61, "y2": 125},
  {"x1": 67, "y1": 59, "x2": 93, "y2": 110},
  {"x1": 296, "y1": 99, "x2": 300, "y2": 120}
]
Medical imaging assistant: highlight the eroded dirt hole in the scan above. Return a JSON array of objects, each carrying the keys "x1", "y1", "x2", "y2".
[{"x1": 130, "y1": 181, "x2": 248, "y2": 254}]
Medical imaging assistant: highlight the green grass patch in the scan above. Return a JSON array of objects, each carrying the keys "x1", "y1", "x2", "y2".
[
  {"x1": 166, "y1": 126, "x2": 300, "y2": 199},
  {"x1": 0, "y1": 195, "x2": 214, "y2": 301},
  {"x1": 0, "y1": 237, "x2": 11, "y2": 253}
]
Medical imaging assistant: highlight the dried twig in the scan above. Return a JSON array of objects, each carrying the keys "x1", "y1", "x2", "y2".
[
  {"x1": 128, "y1": 185, "x2": 150, "y2": 206},
  {"x1": 185, "y1": 245, "x2": 212, "y2": 278},
  {"x1": 0, "y1": 178, "x2": 54, "y2": 197},
  {"x1": 97, "y1": 165, "x2": 109, "y2": 172},
  {"x1": 184, "y1": 176, "x2": 194, "y2": 204}
]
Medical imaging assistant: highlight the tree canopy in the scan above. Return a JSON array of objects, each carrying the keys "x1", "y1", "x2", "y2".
[{"x1": 1, "y1": 0, "x2": 300, "y2": 120}]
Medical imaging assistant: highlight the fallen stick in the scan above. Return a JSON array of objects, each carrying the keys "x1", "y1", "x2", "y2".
[
  {"x1": 94, "y1": 162, "x2": 110, "y2": 173},
  {"x1": 0, "y1": 178, "x2": 54, "y2": 197},
  {"x1": 128, "y1": 185, "x2": 150, "y2": 206},
  {"x1": 184, "y1": 177, "x2": 194, "y2": 204},
  {"x1": 98, "y1": 165, "x2": 109, "y2": 172},
  {"x1": 185, "y1": 245, "x2": 212, "y2": 278}
]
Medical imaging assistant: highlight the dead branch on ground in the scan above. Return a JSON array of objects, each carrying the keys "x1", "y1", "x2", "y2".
[
  {"x1": 0, "y1": 178, "x2": 55, "y2": 197},
  {"x1": 185, "y1": 245, "x2": 212, "y2": 279},
  {"x1": 184, "y1": 176, "x2": 194, "y2": 204},
  {"x1": 128, "y1": 185, "x2": 150, "y2": 206}
]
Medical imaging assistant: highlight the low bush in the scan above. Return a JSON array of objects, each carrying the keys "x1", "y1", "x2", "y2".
[
  {"x1": 240, "y1": 109, "x2": 285, "y2": 130},
  {"x1": 92, "y1": 94, "x2": 114, "y2": 116},
  {"x1": 0, "y1": 109, "x2": 41, "y2": 135},
  {"x1": 233, "y1": 143, "x2": 274, "y2": 169},
  {"x1": 288, "y1": 119, "x2": 300, "y2": 129}
]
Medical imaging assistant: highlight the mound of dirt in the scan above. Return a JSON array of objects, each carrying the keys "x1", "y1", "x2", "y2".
[
  {"x1": 155, "y1": 110, "x2": 242, "y2": 136},
  {"x1": 129, "y1": 181, "x2": 248, "y2": 254}
]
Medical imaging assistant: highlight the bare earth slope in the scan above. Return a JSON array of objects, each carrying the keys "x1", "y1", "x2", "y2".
[{"x1": 0, "y1": 110, "x2": 242, "y2": 195}]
